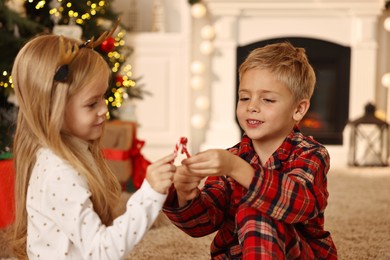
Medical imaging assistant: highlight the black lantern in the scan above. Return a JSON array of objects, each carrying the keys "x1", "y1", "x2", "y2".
[{"x1": 348, "y1": 103, "x2": 389, "y2": 167}]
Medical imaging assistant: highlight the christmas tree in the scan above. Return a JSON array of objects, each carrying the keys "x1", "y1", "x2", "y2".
[{"x1": 0, "y1": 0, "x2": 146, "y2": 157}]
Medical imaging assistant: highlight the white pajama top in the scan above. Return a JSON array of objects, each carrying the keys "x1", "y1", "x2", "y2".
[{"x1": 26, "y1": 147, "x2": 167, "y2": 260}]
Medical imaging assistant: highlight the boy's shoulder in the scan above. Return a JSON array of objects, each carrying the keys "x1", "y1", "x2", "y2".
[{"x1": 289, "y1": 132, "x2": 330, "y2": 161}]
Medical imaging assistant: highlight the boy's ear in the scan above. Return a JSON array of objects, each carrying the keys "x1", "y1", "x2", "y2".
[{"x1": 293, "y1": 99, "x2": 310, "y2": 121}]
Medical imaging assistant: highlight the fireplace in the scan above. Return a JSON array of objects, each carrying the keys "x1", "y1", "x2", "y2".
[
  {"x1": 236, "y1": 37, "x2": 351, "y2": 145},
  {"x1": 200, "y1": 0, "x2": 384, "y2": 167}
]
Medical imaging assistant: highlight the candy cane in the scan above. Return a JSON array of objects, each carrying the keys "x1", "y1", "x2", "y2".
[
  {"x1": 180, "y1": 137, "x2": 191, "y2": 158},
  {"x1": 172, "y1": 137, "x2": 191, "y2": 163}
]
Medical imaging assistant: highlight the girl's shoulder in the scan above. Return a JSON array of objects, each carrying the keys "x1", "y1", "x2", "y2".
[
  {"x1": 33, "y1": 147, "x2": 85, "y2": 184},
  {"x1": 35, "y1": 148, "x2": 71, "y2": 171}
]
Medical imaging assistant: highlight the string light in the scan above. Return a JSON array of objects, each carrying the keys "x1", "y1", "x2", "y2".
[
  {"x1": 191, "y1": 113, "x2": 207, "y2": 129},
  {"x1": 195, "y1": 96, "x2": 210, "y2": 110},
  {"x1": 381, "y1": 73, "x2": 390, "y2": 88},
  {"x1": 190, "y1": 60, "x2": 205, "y2": 75},
  {"x1": 189, "y1": 0, "x2": 216, "y2": 131},
  {"x1": 200, "y1": 25, "x2": 215, "y2": 40},
  {"x1": 191, "y1": 2, "x2": 207, "y2": 19},
  {"x1": 190, "y1": 76, "x2": 204, "y2": 90}
]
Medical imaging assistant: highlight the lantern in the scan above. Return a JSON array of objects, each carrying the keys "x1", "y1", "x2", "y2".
[{"x1": 348, "y1": 103, "x2": 389, "y2": 167}]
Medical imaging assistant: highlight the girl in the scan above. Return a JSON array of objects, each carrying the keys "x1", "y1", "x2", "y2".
[{"x1": 11, "y1": 31, "x2": 175, "y2": 259}]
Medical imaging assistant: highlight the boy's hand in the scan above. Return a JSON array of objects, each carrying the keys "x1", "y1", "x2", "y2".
[
  {"x1": 182, "y1": 149, "x2": 255, "y2": 188},
  {"x1": 145, "y1": 154, "x2": 176, "y2": 194},
  {"x1": 182, "y1": 149, "x2": 236, "y2": 177},
  {"x1": 173, "y1": 165, "x2": 203, "y2": 207}
]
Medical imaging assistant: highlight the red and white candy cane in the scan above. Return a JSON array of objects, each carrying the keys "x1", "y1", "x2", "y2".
[{"x1": 172, "y1": 137, "x2": 191, "y2": 163}]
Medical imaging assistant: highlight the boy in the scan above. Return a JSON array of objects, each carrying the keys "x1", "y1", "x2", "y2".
[{"x1": 163, "y1": 42, "x2": 337, "y2": 259}]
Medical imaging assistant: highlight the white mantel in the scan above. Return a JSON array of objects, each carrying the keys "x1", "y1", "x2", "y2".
[{"x1": 201, "y1": 0, "x2": 386, "y2": 167}]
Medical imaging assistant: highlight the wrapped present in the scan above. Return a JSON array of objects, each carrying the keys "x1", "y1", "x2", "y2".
[
  {"x1": 0, "y1": 159, "x2": 15, "y2": 228},
  {"x1": 102, "y1": 120, "x2": 136, "y2": 184},
  {"x1": 128, "y1": 138, "x2": 150, "y2": 190}
]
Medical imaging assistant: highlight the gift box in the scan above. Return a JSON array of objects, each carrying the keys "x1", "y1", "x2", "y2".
[
  {"x1": 101, "y1": 120, "x2": 136, "y2": 184},
  {"x1": 0, "y1": 159, "x2": 15, "y2": 228}
]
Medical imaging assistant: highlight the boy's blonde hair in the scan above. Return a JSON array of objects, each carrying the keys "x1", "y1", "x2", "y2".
[
  {"x1": 239, "y1": 42, "x2": 316, "y2": 103},
  {"x1": 11, "y1": 34, "x2": 121, "y2": 259}
]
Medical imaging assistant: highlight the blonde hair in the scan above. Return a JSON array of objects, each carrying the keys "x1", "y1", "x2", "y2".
[
  {"x1": 11, "y1": 34, "x2": 121, "y2": 259},
  {"x1": 239, "y1": 42, "x2": 316, "y2": 103}
]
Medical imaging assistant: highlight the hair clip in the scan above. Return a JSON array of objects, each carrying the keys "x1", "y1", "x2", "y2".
[{"x1": 80, "y1": 39, "x2": 92, "y2": 48}]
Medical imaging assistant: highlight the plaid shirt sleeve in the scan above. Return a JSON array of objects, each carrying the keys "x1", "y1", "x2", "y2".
[
  {"x1": 163, "y1": 176, "x2": 233, "y2": 237},
  {"x1": 243, "y1": 144, "x2": 330, "y2": 224}
]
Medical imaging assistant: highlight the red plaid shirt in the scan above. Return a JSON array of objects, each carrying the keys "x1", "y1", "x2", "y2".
[{"x1": 163, "y1": 127, "x2": 337, "y2": 259}]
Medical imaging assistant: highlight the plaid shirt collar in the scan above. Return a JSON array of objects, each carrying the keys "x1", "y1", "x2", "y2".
[{"x1": 235, "y1": 126, "x2": 303, "y2": 170}]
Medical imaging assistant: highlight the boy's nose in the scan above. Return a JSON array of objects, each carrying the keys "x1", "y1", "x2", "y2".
[{"x1": 247, "y1": 101, "x2": 260, "y2": 112}]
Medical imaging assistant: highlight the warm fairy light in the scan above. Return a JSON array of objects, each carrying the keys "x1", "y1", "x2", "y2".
[
  {"x1": 200, "y1": 25, "x2": 215, "y2": 40},
  {"x1": 191, "y1": 114, "x2": 207, "y2": 129},
  {"x1": 381, "y1": 73, "x2": 390, "y2": 88},
  {"x1": 191, "y1": 3, "x2": 207, "y2": 18},
  {"x1": 191, "y1": 60, "x2": 205, "y2": 75},
  {"x1": 384, "y1": 17, "x2": 390, "y2": 31},
  {"x1": 190, "y1": 76, "x2": 204, "y2": 90},
  {"x1": 0, "y1": 74, "x2": 13, "y2": 89},
  {"x1": 195, "y1": 96, "x2": 210, "y2": 110},
  {"x1": 35, "y1": 0, "x2": 46, "y2": 9}
]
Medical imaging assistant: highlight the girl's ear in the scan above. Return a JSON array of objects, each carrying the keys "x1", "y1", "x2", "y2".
[{"x1": 293, "y1": 99, "x2": 310, "y2": 121}]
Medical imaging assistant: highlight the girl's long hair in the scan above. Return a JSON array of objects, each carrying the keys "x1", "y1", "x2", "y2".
[{"x1": 11, "y1": 34, "x2": 121, "y2": 259}]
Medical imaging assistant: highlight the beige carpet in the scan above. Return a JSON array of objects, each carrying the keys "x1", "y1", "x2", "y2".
[{"x1": 1, "y1": 167, "x2": 390, "y2": 259}]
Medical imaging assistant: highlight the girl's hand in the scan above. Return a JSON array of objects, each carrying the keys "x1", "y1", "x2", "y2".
[
  {"x1": 145, "y1": 154, "x2": 176, "y2": 194},
  {"x1": 173, "y1": 165, "x2": 204, "y2": 207}
]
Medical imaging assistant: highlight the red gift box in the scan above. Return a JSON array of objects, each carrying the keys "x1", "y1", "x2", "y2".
[
  {"x1": 0, "y1": 160, "x2": 15, "y2": 228},
  {"x1": 102, "y1": 120, "x2": 149, "y2": 190},
  {"x1": 101, "y1": 121, "x2": 135, "y2": 184}
]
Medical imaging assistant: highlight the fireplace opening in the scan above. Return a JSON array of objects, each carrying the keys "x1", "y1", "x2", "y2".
[{"x1": 236, "y1": 37, "x2": 351, "y2": 145}]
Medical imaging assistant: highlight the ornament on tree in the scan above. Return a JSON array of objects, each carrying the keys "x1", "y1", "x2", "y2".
[
  {"x1": 100, "y1": 37, "x2": 116, "y2": 53},
  {"x1": 115, "y1": 74, "x2": 124, "y2": 86}
]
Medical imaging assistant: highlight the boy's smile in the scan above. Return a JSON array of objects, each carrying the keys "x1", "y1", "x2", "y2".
[{"x1": 246, "y1": 119, "x2": 264, "y2": 128}]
